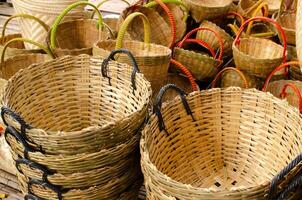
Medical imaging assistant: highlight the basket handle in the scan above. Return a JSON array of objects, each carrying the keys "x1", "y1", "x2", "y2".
[
  {"x1": 116, "y1": 12, "x2": 151, "y2": 49},
  {"x1": 177, "y1": 39, "x2": 216, "y2": 58},
  {"x1": 28, "y1": 179, "x2": 62, "y2": 200},
  {"x1": 234, "y1": 17, "x2": 287, "y2": 63},
  {"x1": 178, "y1": 27, "x2": 224, "y2": 61},
  {"x1": 50, "y1": 1, "x2": 103, "y2": 50},
  {"x1": 1, "y1": 38, "x2": 54, "y2": 64},
  {"x1": 101, "y1": 49, "x2": 140, "y2": 92},
  {"x1": 262, "y1": 61, "x2": 299, "y2": 91},
  {"x1": 246, "y1": 2, "x2": 269, "y2": 35},
  {"x1": 268, "y1": 154, "x2": 302, "y2": 200},
  {"x1": 154, "y1": 84, "x2": 195, "y2": 134},
  {"x1": 24, "y1": 194, "x2": 41, "y2": 200},
  {"x1": 226, "y1": 12, "x2": 245, "y2": 26},
  {"x1": 1, "y1": 14, "x2": 49, "y2": 39},
  {"x1": 170, "y1": 59, "x2": 198, "y2": 91},
  {"x1": 280, "y1": 83, "x2": 302, "y2": 113},
  {"x1": 210, "y1": 67, "x2": 249, "y2": 88},
  {"x1": 144, "y1": 0, "x2": 189, "y2": 22},
  {"x1": 90, "y1": 0, "x2": 130, "y2": 19}
]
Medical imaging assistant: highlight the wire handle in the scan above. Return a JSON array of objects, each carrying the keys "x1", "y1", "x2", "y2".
[
  {"x1": 234, "y1": 17, "x2": 287, "y2": 63},
  {"x1": 211, "y1": 67, "x2": 249, "y2": 88},
  {"x1": 178, "y1": 27, "x2": 224, "y2": 61},
  {"x1": 116, "y1": 12, "x2": 151, "y2": 49},
  {"x1": 262, "y1": 61, "x2": 299, "y2": 91},
  {"x1": 50, "y1": 1, "x2": 103, "y2": 50}
]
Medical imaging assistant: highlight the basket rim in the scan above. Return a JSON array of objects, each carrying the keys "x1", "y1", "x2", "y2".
[{"x1": 2, "y1": 55, "x2": 152, "y2": 135}]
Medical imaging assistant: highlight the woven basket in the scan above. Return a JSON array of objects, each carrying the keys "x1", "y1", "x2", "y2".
[
  {"x1": 141, "y1": 84, "x2": 302, "y2": 200},
  {"x1": 11, "y1": 0, "x2": 84, "y2": 49},
  {"x1": 211, "y1": 67, "x2": 260, "y2": 88},
  {"x1": 232, "y1": 17, "x2": 287, "y2": 78},
  {"x1": 93, "y1": 12, "x2": 171, "y2": 98},
  {"x1": 0, "y1": 14, "x2": 49, "y2": 60},
  {"x1": 48, "y1": 1, "x2": 112, "y2": 57},
  {"x1": 182, "y1": 0, "x2": 232, "y2": 22},
  {"x1": 144, "y1": 0, "x2": 189, "y2": 42},
  {"x1": 297, "y1": 0, "x2": 302, "y2": 69},
  {"x1": 290, "y1": 63, "x2": 302, "y2": 81},
  {"x1": 173, "y1": 27, "x2": 224, "y2": 81},
  {"x1": 0, "y1": 38, "x2": 53, "y2": 80},
  {"x1": 237, "y1": 0, "x2": 269, "y2": 18}
]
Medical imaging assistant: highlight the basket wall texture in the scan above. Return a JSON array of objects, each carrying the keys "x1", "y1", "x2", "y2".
[{"x1": 141, "y1": 85, "x2": 302, "y2": 200}]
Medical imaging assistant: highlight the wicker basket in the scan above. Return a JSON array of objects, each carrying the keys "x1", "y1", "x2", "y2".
[
  {"x1": 144, "y1": 0, "x2": 189, "y2": 42},
  {"x1": 141, "y1": 84, "x2": 302, "y2": 200},
  {"x1": 290, "y1": 63, "x2": 302, "y2": 81},
  {"x1": 182, "y1": 0, "x2": 232, "y2": 22},
  {"x1": 237, "y1": 0, "x2": 269, "y2": 19},
  {"x1": 93, "y1": 12, "x2": 171, "y2": 98},
  {"x1": 11, "y1": 0, "x2": 85, "y2": 49},
  {"x1": 0, "y1": 14, "x2": 49, "y2": 60},
  {"x1": 48, "y1": 1, "x2": 112, "y2": 57},
  {"x1": 0, "y1": 38, "x2": 53, "y2": 80},
  {"x1": 173, "y1": 27, "x2": 224, "y2": 81},
  {"x1": 232, "y1": 17, "x2": 287, "y2": 78},
  {"x1": 211, "y1": 67, "x2": 260, "y2": 88}
]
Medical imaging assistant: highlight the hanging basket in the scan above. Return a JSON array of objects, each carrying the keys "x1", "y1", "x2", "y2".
[
  {"x1": 0, "y1": 14, "x2": 49, "y2": 60},
  {"x1": 232, "y1": 17, "x2": 287, "y2": 78},
  {"x1": 48, "y1": 1, "x2": 112, "y2": 57},
  {"x1": 93, "y1": 12, "x2": 172, "y2": 97},
  {"x1": 0, "y1": 38, "x2": 53, "y2": 80},
  {"x1": 141, "y1": 84, "x2": 302, "y2": 200},
  {"x1": 173, "y1": 28, "x2": 224, "y2": 81},
  {"x1": 182, "y1": 0, "x2": 232, "y2": 23},
  {"x1": 211, "y1": 67, "x2": 260, "y2": 88},
  {"x1": 11, "y1": 0, "x2": 85, "y2": 49}
]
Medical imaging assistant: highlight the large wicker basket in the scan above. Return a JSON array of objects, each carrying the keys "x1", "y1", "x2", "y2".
[{"x1": 141, "y1": 84, "x2": 302, "y2": 200}]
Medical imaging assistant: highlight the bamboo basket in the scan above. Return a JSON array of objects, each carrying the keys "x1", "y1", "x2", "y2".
[
  {"x1": 93, "y1": 12, "x2": 171, "y2": 98},
  {"x1": 2, "y1": 52, "x2": 151, "y2": 155},
  {"x1": 290, "y1": 63, "x2": 302, "y2": 81},
  {"x1": 144, "y1": 0, "x2": 189, "y2": 42},
  {"x1": 173, "y1": 28, "x2": 224, "y2": 81},
  {"x1": 237, "y1": 0, "x2": 269, "y2": 18},
  {"x1": 182, "y1": 0, "x2": 232, "y2": 23},
  {"x1": 0, "y1": 38, "x2": 53, "y2": 80},
  {"x1": 211, "y1": 67, "x2": 260, "y2": 88},
  {"x1": 11, "y1": 0, "x2": 85, "y2": 49},
  {"x1": 48, "y1": 1, "x2": 112, "y2": 57},
  {"x1": 263, "y1": 61, "x2": 302, "y2": 109},
  {"x1": 0, "y1": 14, "x2": 49, "y2": 60},
  {"x1": 297, "y1": 0, "x2": 302, "y2": 69},
  {"x1": 232, "y1": 17, "x2": 287, "y2": 78},
  {"x1": 141, "y1": 84, "x2": 302, "y2": 200}
]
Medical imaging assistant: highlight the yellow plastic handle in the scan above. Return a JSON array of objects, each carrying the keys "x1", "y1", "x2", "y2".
[
  {"x1": 246, "y1": 2, "x2": 269, "y2": 35},
  {"x1": 116, "y1": 12, "x2": 151, "y2": 49},
  {"x1": 1, "y1": 38, "x2": 54, "y2": 64}
]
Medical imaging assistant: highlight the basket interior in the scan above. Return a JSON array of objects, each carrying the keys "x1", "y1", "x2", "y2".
[
  {"x1": 55, "y1": 20, "x2": 108, "y2": 49},
  {"x1": 3, "y1": 55, "x2": 151, "y2": 132},
  {"x1": 236, "y1": 38, "x2": 283, "y2": 59},
  {"x1": 144, "y1": 88, "x2": 302, "y2": 190}
]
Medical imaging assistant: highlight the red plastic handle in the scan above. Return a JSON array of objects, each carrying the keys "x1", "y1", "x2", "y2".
[
  {"x1": 280, "y1": 83, "x2": 302, "y2": 113},
  {"x1": 262, "y1": 61, "x2": 300, "y2": 91},
  {"x1": 171, "y1": 59, "x2": 198, "y2": 91},
  {"x1": 234, "y1": 17, "x2": 287, "y2": 63},
  {"x1": 178, "y1": 27, "x2": 224, "y2": 61},
  {"x1": 211, "y1": 67, "x2": 249, "y2": 88},
  {"x1": 177, "y1": 39, "x2": 216, "y2": 58}
]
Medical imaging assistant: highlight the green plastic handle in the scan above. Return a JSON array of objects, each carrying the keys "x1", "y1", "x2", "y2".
[
  {"x1": 116, "y1": 12, "x2": 151, "y2": 49},
  {"x1": 144, "y1": 0, "x2": 189, "y2": 21},
  {"x1": 50, "y1": 1, "x2": 103, "y2": 50},
  {"x1": 91, "y1": 0, "x2": 130, "y2": 19},
  {"x1": 2, "y1": 14, "x2": 49, "y2": 38},
  {"x1": 1, "y1": 38, "x2": 54, "y2": 64}
]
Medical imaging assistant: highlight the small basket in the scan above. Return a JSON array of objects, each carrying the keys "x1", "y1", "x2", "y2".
[
  {"x1": 0, "y1": 14, "x2": 49, "y2": 60},
  {"x1": 48, "y1": 1, "x2": 112, "y2": 57},
  {"x1": 232, "y1": 17, "x2": 287, "y2": 78},
  {"x1": 237, "y1": 0, "x2": 269, "y2": 19},
  {"x1": 173, "y1": 27, "x2": 224, "y2": 81},
  {"x1": 93, "y1": 12, "x2": 172, "y2": 97},
  {"x1": 0, "y1": 38, "x2": 53, "y2": 80},
  {"x1": 182, "y1": 0, "x2": 233, "y2": 23},
  {"x1": 211, "y1": 67, "x2": 261, "y2": 88},
  {"x1": 141, "y1": 84, "x2": 302, "y2": 200}
]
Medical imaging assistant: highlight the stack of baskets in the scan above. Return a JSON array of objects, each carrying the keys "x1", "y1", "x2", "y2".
[{"x1": 1, "y1": 50, "x2": 152, "y2": 199}]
